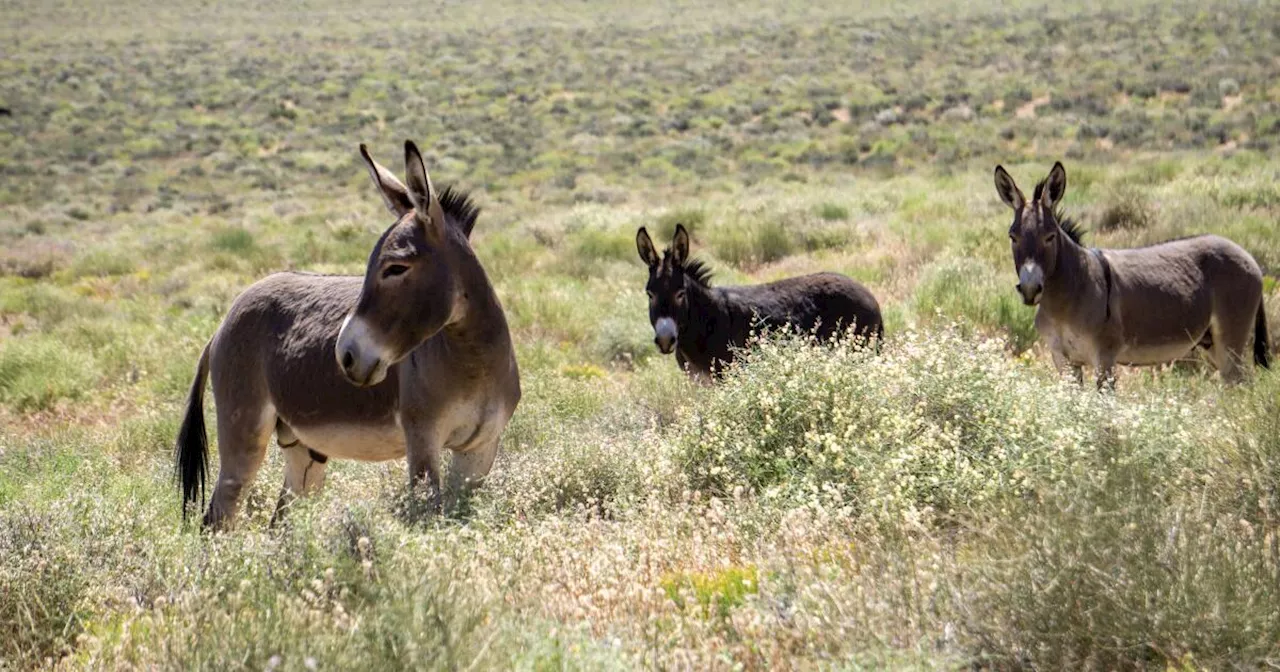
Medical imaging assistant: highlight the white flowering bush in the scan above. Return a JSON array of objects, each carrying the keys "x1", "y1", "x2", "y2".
[
  {"x1": 674, "y1": 326, "x2": 1230, "y2": 518},
  {"x1": 482, "y1": 429, "x2": 678, "y2": 518}
]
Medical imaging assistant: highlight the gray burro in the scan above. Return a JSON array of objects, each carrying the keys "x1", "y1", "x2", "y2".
[
  {"x1": 995, "y1": 161, "x2": 1270, "y2": 389},
  {"x1": 175, "y1": 140, "x2": 521, "y2": 530}
]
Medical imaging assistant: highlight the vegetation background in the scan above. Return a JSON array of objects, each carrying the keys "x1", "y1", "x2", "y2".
[{"x1": 2, "y1": 0, "x2": 1279, "y2": 667}]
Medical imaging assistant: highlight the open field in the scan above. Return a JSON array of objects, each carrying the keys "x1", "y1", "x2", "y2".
[{"x1": 2, "y1": 0, "x2": 1280, "y2": 668}]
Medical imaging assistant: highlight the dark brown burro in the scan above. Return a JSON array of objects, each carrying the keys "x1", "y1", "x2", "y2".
[
  {"x1": 176, "y1": 140, "x2": 521, "y2": 529},
  {"x1": 635, "y1": 224, "x2": 883, "y2": 379},
  {"x1": 995, "y1": 160, "x2": 1270, "y2": 388}
]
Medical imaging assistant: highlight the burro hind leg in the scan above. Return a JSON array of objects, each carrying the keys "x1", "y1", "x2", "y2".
[
  {"x1": 270, "y1": 424, "x2": 329, "y2": 527},
  {"x1": 205, "y1": 405, "x2": 275, "y2": 530},
  {"x1": 1209, "y1": 312, "x2": 1254, "y2": 385}
]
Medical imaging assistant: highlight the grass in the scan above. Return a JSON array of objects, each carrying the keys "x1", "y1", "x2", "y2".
[
  {"x1": 1096, "y1": 183, "x2": 1157, "y2": 232},
  {"x1": 816, "y1": 202, "x2": 850, "y2": 221},
  {"x1": 3, "y1": 0, "x2": 1280, "y2": 668},
  {"x1": 0, "y1": 337, "x2": 99, "y2": 411}
]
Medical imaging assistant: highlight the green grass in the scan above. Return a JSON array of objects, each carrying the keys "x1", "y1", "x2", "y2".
[
  {"x1": 0, "y1": 337, "x2": 100, "y2": 410},
  {"x1": 2, "y1": 0, "x2": 1280, "y2": 667},
  {"x1": 208, "y1": 227, "x2": 257, "y2": 255},
  {"x1": 913, "y1": 256, "x2": 1039, "y2": 353},
  {"x1": 816, "y1": 202, "x2": 850, "y2": 221},
  {"x1": 661, "y1": 565, "x2": 759, "y2": 619}
]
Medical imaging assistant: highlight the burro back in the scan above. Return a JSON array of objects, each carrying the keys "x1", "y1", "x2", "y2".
[
  {"x1": 175, "y1": 140, "x2": 520, "y2": 530},
  {"x1": 634, "y1": 224, "x2": 883, "y2": 379},
  {"x1": 994, "y1": 160, "x2": 1270, "y2": 388}
]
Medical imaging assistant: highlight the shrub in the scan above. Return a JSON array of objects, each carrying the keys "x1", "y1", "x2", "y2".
[
  {"x1": 593, "y1": 313, "x2": 653, "y2": 367},
  {"x1": 1097, "y1": 184, "x2": 1156, "y2": 231},
  {"x1": 0, "y1": 240, "x2": 72, "y2": 279},
  {"x1": 653, "y1": 208, "x2": 706, "y2": 241},
  {"x1": 706, "y1": 218, "x2": 793, "y2": 267},
  {"x1": 484, "y1": 425, "x2": 672, "y2": 518},
  {"x1": 816, "y1": 202, "x2": 850, "y2": 221},
  {"x1": 209, "y1": 226, "x2": 257, "y2": 254},
  {"x1": 672, "y1": 326, "x2": 1226, "y2": 519}
]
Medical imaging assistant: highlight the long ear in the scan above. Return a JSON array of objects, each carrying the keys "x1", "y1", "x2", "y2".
[
  {"x1": 671, "y1": 224, "x2": 690, "y2": 267},
  {"x1": 1041, "y1": 161, "x2": 1067, "y2": 209},
  {"x1": 403, "y1": 140, "x2": 447, "y2": 238},
  {"x1": 636, "y1": 227, "x2": 660, "y2": 267},
  {"x1": 360, "y1": 144, "x2": 414, "y2": 217},
  {"x1": 994, "y1": 165, "x2": 1025, "y2": 211}
]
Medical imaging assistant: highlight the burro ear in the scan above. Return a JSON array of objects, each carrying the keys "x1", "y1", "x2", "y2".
[
  {"x1": 636, "y1": 227, "x2": 660, "y2": 267},
  {"x1": 359, "y1": 144, "x2": 414, "y2": 217},
  {"x1": 403, "y1": 140, "x2": 447, "y2": 238},
  {"x1": 671, "y1": 224, "x2": 691, "y2": 267},
  {"x1": 994, "y1": 165, "x2": 1025, "y2": 211},
  {"x1": 1041, "y1": 161, "x2": 1067, "y2": 208}
]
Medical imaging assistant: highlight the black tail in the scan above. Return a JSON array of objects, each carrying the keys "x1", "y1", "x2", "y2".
[
  {"x1": 176, "y1": 344, "x2": 211, "y2": 519},
  {"x1": 1255, "y1": 302, "x2": 1271, "y2": 369}
]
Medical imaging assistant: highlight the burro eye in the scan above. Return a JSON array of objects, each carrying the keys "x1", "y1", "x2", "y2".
[
  {"x1": 1044, "y1": 231, "x2": 1057, "y2": 243},
  {"x1": 381, "y1": 263, "x2": 410, "y2": 279},
  {"x1": 674, "y1": 289, "x2": 687, "y2": 302}
]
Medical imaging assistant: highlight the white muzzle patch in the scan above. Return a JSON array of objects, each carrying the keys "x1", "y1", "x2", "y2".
[
  {"x1": 335, "y1": 314, "x2": 393, "y2": 387},
  {"x1": 653, "y1": 316, "x2": 678, "y2": 354},
  {"x1": 1018, "y1": 261, "x2": 1045, "y2": 305}
]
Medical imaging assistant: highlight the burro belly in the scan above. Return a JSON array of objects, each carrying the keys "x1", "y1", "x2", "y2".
[
  {"x1": 291, "y1": 422, "x2": 408, "y2": 462},
  {"x1": 1116, "y1": 340, "x2": 1198, "y2": 367}
]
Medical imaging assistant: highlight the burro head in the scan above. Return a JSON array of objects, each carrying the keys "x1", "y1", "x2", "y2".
[
  {"x1": 994, "y1": 161, "x2": 1068, "y2": 306},
  {"x1": 336, "y1": 141, "x2": 460, "y2": 387},
  {"x1": 635, "y1": 224, "x2": 694, "y2": 355}
]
